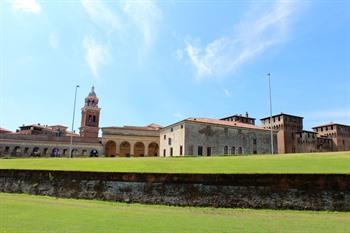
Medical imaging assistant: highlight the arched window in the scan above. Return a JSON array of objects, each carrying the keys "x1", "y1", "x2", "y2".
[{"x1": 224, "y1": 146, "x2": 228, "y2": 155}]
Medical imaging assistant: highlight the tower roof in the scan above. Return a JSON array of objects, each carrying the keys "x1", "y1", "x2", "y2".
[
  {"x1": 84, "y1": 86, "x2": 99, "y2": 107},
  {"x1": 89, "y1": 86, "x2": 96, "y2": 97}
]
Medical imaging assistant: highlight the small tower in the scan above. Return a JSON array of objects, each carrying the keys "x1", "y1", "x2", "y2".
[{"x1": 79, "y1": 86, "x2": 101, "y2": 138}]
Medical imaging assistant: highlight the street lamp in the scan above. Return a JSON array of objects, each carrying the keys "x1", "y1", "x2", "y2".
[
  {"x1": 69, "y1": 85, "x2": 79, "y2": 158},
  {"x1": 267, "y1": 73, "x2": 274, "y2": 154}
]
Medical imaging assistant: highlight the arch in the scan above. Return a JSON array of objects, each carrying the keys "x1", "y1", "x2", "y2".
[
  {"x1": 32, "y1": 147, "x2": 41, "y2": 157},
  {"x1": 90, "y1": 149, "x2": 98, "y2": 157},
  {"x1": 71, "y1": 149, "x2": 79, "y2": 157},
  {"x1": 224, "y1": 145, "x2": 228, "y2": 155},
  {"x1": 134, "y1": 142, "x2": 145, "y2": 157},
  {"x1": 12, "y1": 146, "x2": 21, "y2": 156},
  {"x1": 105, "y1": 140, "x2": 117, "y2": 157},
  {"x1": 148, "y1": 142, "x2": 159, "y2": 156},
  {"x1": 120, "y1": 141, "x2": 131, "y2": 157},
  {"x1": 231, "y1": 146, "x2": 236, "y2": 155},
  {"x1": 52, "y1": 148, "x2": 60, "y2": 157}
]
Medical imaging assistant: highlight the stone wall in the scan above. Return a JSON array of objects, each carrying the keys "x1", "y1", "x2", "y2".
[{"x1": 1, "y1": 169, "x2": 349, "y2": 211}]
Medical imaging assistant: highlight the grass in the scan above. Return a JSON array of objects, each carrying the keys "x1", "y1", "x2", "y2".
[
  {"x1": 0, "y1": 151, "x2": 349, "y2": 173},
  {"x1": 1, "y1": 193, "x2": 350, "y2": 233}
]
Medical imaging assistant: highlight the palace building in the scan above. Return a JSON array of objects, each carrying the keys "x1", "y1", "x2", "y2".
[{"x1": 0, "y1": 87, "x2": 349, "y2": 157}]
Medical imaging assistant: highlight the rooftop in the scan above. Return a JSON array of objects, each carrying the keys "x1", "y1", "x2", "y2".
[
  {"x1": 185, "y1": 117, "x2": 271, "y2": 131},
  {"x1": 312, "y1": 122, "x2": 350, "y2": 129},
  {"x1": 260, "y1": 112, "x2": 303, "y2": 120}
]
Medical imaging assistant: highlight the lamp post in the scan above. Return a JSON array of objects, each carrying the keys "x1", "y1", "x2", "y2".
[
  {"x1": 69, "y1": 85, "x2": 79, "y2": 158},
  {"x1": 267, "y1": 73, "x2": 274, "y2": 154}
]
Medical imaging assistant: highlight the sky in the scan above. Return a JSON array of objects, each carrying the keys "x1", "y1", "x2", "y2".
[{"x1": 0, "y1": 0, "x2": 349, "y2": 133}]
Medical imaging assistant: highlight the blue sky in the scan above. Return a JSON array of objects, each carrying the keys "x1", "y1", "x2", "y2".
[{"x1": 0, "y1": 0, "x2": 349, "y2": 132}]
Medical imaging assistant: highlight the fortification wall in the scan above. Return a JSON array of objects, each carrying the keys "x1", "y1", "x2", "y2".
[{"x1": 0, "y1": 169, "x2": 349, "y2": 211}]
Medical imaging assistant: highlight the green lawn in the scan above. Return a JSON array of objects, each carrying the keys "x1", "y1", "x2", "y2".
[
  {"x1": 0, "y1": 151, "x2": 349, "y2": 173},
  {"x1": 0, "y1": 193, "x2": 349, "y2": 233}
]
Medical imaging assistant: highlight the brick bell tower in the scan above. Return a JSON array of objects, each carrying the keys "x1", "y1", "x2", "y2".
[{"x1": 79, "y1": 86, "x2": 101, "y2": 138}]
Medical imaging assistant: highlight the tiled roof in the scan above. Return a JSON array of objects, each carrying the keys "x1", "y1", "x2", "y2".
[
  {"x1": 312, "y1": 122, "x2": 350, "y2": 129},
  {"x1": 260, "y1": 113, "x2": 303, "y2": 120},
  {"x1": 103, "y1": 123, "x2": 162, "y2": 131},
  {"x1": 185, "y1": 117, "x2": 271, "y2": 131},
  {"x1": 0, "y1": 128, "x2": 12, "y2": 133}
]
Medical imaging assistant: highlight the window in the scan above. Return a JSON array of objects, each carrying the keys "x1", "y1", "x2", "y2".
[
  {"x1": 168, "y1": 138, "x2": 171, "y2": 146},
  {"x1": 180, "y1": 145, "x2": 183, "y2": 155},
  {"x1": 207, "y1": 147, "x2": 211, "y2": 156},
  {"x1": 224, "y1": 128, "x2": 228, "y2": 136},
  {"x1": 238, "y1": 147, "x2": 242, "y2": 154},
  {"x1": 171, "y1": 128, "x2": 173, "y2": 132},
  {"x1": 253, "y1": 138, "x2": 257, "y2": 145},
  {"x1": 180, "y1": 125, "x2": 183, "y2": 129},
  {"x1": 170, "y1": 147, "x2": 173, "y2": 156},
  {"x1": 198, "y1": 146, "x2": 203, "y2": 156},
  {"x1": 164, "y1": 135, "x2": 166, "y2": 140},
  {"x1": 163, "y1": 149, "x2": 166, "y2": 157},
  {"x1": 231, "y1": 146, "x2": 236, "y2": 154},
  {"x1": 331, "y1": 126, "x2": 334, "y2": 130},
  {"x1": 224, "y1": 146, "x2": 228, "y2": 155}
]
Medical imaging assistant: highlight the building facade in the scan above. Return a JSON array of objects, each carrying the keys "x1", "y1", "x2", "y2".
[
  {"x1": 102, "y1": 124, "x2": 160, "y2": 157},
  {"x1": 1, "y1": 87, "x2": 349, "y2": 157},
  {"x1": 261, "y1": 113, "x2": 348, "y2": 153},
  {"x1": 0, "y1": 87, "x2": 103, "y2": 157},
  {"x1": 160, "y1": 117, "x2": 278, "y2": 157}
]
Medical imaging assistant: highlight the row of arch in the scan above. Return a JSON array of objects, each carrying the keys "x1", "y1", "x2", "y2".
[
  {"x1": 223, "y1": 146, "x2": 243, "y2": 155},
  {"x1": 0, "y1": 145, "x2": 99, "y2": 157},
  {"x1": 105, "y1": 141, "x2": 159, "y2": 157}
]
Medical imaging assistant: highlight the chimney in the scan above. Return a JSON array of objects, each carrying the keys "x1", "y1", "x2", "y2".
[{"x1": 245, "y1": 112, "x2": 249, "y2": 117}]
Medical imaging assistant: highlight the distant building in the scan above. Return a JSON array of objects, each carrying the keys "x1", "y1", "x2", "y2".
[
  {"x1": 313, "y1": 123, "x2": 350, "y2": 151},
  {"x1": 261, "y1": 113, "x2": 349, "y2": 153},
  {"x1": 101, "y1": 124, "x2": 161, "y2": 157},
  {"x1": 160, "y1": 117, "x2": 277, "y2": 157},
  {"x1": 221, "y1": 112, "x2": 256, "y2": 125},
  {"x1": 0, "y1": 87, "x2": 103, "y2": 157},
  {"x1": 1, "y1": 88, "x2": 349, "y2": 157},
  {"x1": 261, "y1": 113, "x2": 303, "y2": 153}
]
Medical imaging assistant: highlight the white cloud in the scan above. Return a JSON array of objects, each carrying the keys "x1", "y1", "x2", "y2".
[
  {"x1": 49, "y1": 33, "x2": 59, "y2": 49},
  {"x1": 122, "y1": 0, "x2": 162, "y2": 48},
  {"x1": 81, "y1": 0, "x2": 121, "y2": 34},
  {"x1": 83, "y1": 36, "x2": 109, "y2": 78},
  {"x1": 185, "y1": 0, "x2": 299, "y2": 78},
  {"x1": 223, "y1": 89, "x2": 231, "y2": 97},
  {"x1": 10, "y1": 0, "x2": 41, "y2": 14}
]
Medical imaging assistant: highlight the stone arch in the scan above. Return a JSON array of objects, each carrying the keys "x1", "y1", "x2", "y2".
[
  {"x1": 71, "y1": 149, "x2": 79, "y2": 157},
  {"x1": 90, "y1": 149, "x2": 99, "y2": 157},
  {"x1": 105, "y1": 140, "x2": 117, "y2": 157},
  {"x1": 148, "y1": 142, "x2": 159, "y2": 156},
  {"x1": 134, "y1": 142, "x2": 145, "y2": 157},
  {"x1": 12, "y1": 146, "x2": 22, "y2": 156},
  {"x1": 52, "y1": 148, "x2": 60, "y2": 157},
  {"x1": 32, "y1": 147, "x2": 41, "y2": 157},
  {"x1": 120, "y1": 141, "x2": 131, "y2": 157}
]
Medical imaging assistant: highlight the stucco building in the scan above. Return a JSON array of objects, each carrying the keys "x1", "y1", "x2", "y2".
[
  {"x1": 160, "y1": 117, "x2": 278, "y2": 157},
  {"x1": 102, "y1": 124, "x2": 161, "y2": 157}
]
